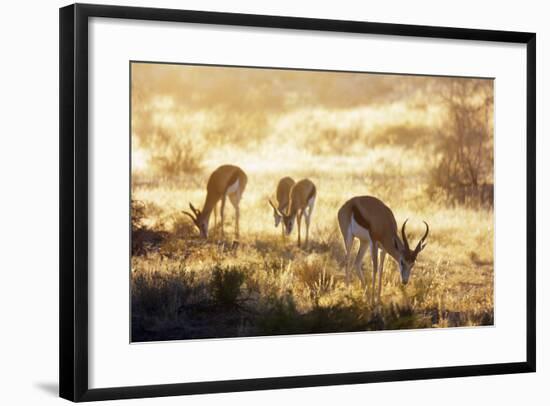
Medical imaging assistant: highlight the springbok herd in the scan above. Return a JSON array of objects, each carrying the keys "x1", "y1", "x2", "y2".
[{"x1": 183, "y1": 164, "x2": 429, "y2": 305}]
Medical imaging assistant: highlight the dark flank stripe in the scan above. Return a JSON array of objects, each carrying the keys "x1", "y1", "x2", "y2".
[{"x1": 351, "y1": 205, "x2": 371, "y2": 231}]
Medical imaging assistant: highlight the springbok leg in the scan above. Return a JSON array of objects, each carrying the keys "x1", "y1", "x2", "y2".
[
  {"x1": 354, "y1": 239, "x2": 368, "y2": 289},
  {"x1": 377, "y1": 247, "x2": 386, "y2": 305}
]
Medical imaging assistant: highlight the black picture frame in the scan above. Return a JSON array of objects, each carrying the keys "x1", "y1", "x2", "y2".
[{"x1": 59, "y1": 3, "x2": 536, "y2": 402}]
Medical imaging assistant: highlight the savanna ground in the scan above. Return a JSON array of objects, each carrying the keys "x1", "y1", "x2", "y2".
[{"x1": 130, "y1": 64, "x2": 494, "y2": 342}]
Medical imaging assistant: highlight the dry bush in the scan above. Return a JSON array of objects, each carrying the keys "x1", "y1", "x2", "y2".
[
  {"x1": 149, "y1": 133, "x2": 204, "y2": 177},
  {"x1": 429, "y1": 79, "x2": 494, "y2": 207},
  {"x1": 131, "y1": 199, "x2": 146, "y2": 231},
  {"x1": 293, "y1": 254, "x2": 337, "y2": 304},
  {"x1": 131, "y1": 199, "x2": 168, "y2": 256}
]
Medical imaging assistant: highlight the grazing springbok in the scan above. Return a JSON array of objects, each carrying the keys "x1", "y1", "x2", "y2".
[
  {"x1": 337, "y1": 196, "x2": 429, "y2": 305},
  {"x1": 268, "y1": 176, "x2": 295, "y2": 237},
  {"x1": 183, "y1": 164, "x2": 248, "y2": 239},
  {"x1": 273, "y1": 179, "x2": 316, "y2": 248}
]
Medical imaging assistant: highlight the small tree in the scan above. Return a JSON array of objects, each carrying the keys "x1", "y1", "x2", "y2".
[
  {"x1": 430, "y1": 79, "x2": 494, "y2": 206},
  {"x1": 149, "y1": 129, "x2": 204, "y2": 178}
]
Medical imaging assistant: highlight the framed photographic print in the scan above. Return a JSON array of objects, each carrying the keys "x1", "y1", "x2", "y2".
[{"x1": 59, "y1": 3, "x2": 536, "y2": 402}]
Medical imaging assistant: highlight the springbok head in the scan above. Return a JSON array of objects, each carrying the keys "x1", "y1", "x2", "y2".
[
  {"x1": 268, "y1": 199, "x2": 284, "y2": 228},
  {"x1": 270, "y1": 203, "x2": 296, "y2": 235},
  {"x1": 280, "y1": 212, "x2": 296, "y2": 235},
  {"x1": 183, "y1": 203, "x2": 208, "y2": 238},
  {"x1": 393, "y1": 219, "x2": 429, "y2": 284}
]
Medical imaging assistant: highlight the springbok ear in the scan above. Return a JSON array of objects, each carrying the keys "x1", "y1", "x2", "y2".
[{"x1": 420, "y1": 242, "x2": 428, "y2": 251}]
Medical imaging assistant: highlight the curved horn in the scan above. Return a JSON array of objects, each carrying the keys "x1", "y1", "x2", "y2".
[
  {"x1": 401, "y1": 218, "x2": 410, "y2": 251},
  {"x1": 189, "y1": 203, "x2": 200, "y2": 216},
  {"x1": 182, "y1": 210, "x2": 197, "y2": 222},
  {"x1": 269, "y1": 199, "x2": 285, "y2": 216},
  {"x1": 421, "y1": 221, "x2": 429, "y2": 242},
  {"x1": 415, "y1": 221, "x2": 430, "y2": 253}
]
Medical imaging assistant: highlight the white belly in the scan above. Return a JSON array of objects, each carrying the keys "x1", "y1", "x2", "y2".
[
  {"x1": 350, "y1": 214, "x2": 372, "y2": 243},
  {"x1": 226, "y1": 179, "x2": 239, "y2": 195}
]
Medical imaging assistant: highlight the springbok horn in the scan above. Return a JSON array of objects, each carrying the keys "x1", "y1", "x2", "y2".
[
  {"x1": 401, "y1": 218, "x2": 410, "y2": 251},
  {"x1": 415, "y1": 221, "x2": 430, "y2": 253},
  {"x1": 182, "y1": 210, "x2": 197, "y2": 223},
  {"x1": 189, "y1": 203, "x2": 199, "y2": 215},
  {"x1": 269, "y1": 199, "x2": 285, "y2": 216},
  {"x1": 421, "y1": 221, "x2": 429, "y2": 241}
]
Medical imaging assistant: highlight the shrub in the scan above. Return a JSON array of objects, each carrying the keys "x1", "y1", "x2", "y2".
[
  {"x1": 132, "y1": 268, "x2": 195, "y2": 319},
  {"x1": 149, "y1": 131, "x2": 204, "y2": 177},
  {"x1": 131, "y1": 199, "x2": 146, "y2": 231},
  {"x1": 131, "y1": 199, "x2": 168, "y2": 256},
  {"x1": 294, "y1": 255, "x2": 336, "y2": 304},
  {"x1": 256, "y1": 293, "x2": 304, "y2": 335},
  {"x1": 210, "y1": 266, "x2": 246, "y2": 308},
  {"x1": 428, "y1": 79, "x2": 494, "y2": 207}
]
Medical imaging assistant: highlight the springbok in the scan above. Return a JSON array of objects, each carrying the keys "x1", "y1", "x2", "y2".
[
  {"x1": 337, "y1": 196, "x2": 429, "y2": 305},
  {"x1": 268, "y1": 176, "x2": 295, "y2": 237},
  {"x1": 183, "y1": 164, "x2": 247, "y2": 239},
  {"x1": 273, "y1": 179, "x2": 316, "y2": 248}
]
